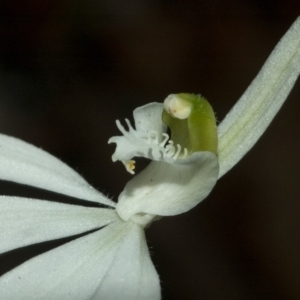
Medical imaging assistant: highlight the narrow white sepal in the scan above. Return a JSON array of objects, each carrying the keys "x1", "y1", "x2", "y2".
[
  {"x1": 0, "y1": 134, "x2": 115, "y2": 207},
  {"x1": 92, "y1": 223, "x2": 160, "y2": 300},
  {"x1": 0, "y1": 196, "x2": 119, "y2": 254},
  {"x1": 116, "y1": 152, "x2": 219, "y2": 221},
  {"x1": 0, "y1": 222, "x2": 160, "y2": 300},
  {"x1": 218, "y1": 17, "x2": 300, "y2": 178}
]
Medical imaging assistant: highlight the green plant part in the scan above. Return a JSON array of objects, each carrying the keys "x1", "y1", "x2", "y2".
[{"x1": 162, "y1": 93, "x2": 218, "y2": 155}]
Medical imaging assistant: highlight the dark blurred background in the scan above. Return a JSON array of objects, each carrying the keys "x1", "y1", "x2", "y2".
[{"x1": 0, "y1": 0, "x2": 300, "y2": 299}]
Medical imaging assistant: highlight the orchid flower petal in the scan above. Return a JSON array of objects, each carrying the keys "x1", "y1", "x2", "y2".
[
  {"x1": 0, "y1": 222, "x2": 160, "y2": 300},
  {"x1": 108, "y1": 103, "x2": 171, "y2": 173},
  {"x1": 133, "y1": 102, "x2": 166, "y2": 136},
  {"x1": 0, "y1": 134, "x2": 115, "y2": 207},
  {"x1": 109, "y1": 102, "x2": 201, "y2": 177},
  {"x1": 0, "y1": 222, "x2": 126, "y2": 299},
  {"x1": 116, "y1": 152, "x2": 219, "y2": 222},
  {"x1": 0, "y1": 196, "x2": 119, "y2": 254},
  {"x1": 92, "y1": 223, "x2": 160, "y2": 300},
  {"x1": 218, "y1": 17, "x2": 300, "y2": 178}
]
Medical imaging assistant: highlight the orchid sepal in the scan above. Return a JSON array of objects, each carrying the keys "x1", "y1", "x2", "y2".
[{"x1": 218, "y1": 17, "x2": 300, "y2": 178}]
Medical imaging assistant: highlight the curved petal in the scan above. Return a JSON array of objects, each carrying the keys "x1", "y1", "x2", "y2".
[
  {"x1": 116, "y1": 152, "x2": 219, "y2": 221},
  {"x1": 0, "y1": 134, "x2": 115, "y2": 207},
  {"x1": 0, "y1": 222, "x2": 160, "y2": 300},
  {"x1": 133, "y1": 102, "x2": 166, "y2": 136},
  {"x1": 0, "y1": 196, "x2": 119, "y2": 254},
  {"x1": 218, "y1": 17, "x2": 300, "y2": 178}
]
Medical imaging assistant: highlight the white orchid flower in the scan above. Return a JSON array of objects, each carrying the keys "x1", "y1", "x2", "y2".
[
  {"x1": 0, "y1": 17, "x2": 300, "y2": 300},
  {"x1": 109, "y1": 94, "x2": 219, "y2": 226}
]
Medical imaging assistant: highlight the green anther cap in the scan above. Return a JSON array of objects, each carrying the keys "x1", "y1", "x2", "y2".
[{"x1": 162, "y1": 93, "x2": 218, "y2": 155}]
